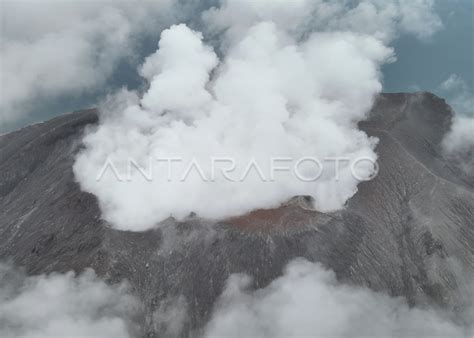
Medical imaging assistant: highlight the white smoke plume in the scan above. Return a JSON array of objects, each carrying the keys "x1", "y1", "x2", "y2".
[
  {"x1": 203, "y1": 259, "x2": 472, "y2": 338},
  {"x1": 0, "y1": 263, "x2": 138, "y2": 338},
  {"x1": 73, "y1": 0, "x2": 442, "y2": 231},
  {"x1": 0, "y1": 0, "x2": 176, "y2": 127}
]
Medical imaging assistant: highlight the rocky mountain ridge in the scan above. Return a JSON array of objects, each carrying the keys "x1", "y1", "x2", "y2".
[{"x1": 0, "y1": 92, "x2": 472, "y2": 336}]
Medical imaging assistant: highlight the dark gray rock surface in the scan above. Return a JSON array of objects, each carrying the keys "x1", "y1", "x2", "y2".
[{"x1": 0, "y1": 92, "x2": 473, "y2": 336}]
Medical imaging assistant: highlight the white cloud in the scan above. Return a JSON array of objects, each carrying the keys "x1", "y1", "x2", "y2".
[
  {"x1": 73, "y1": 0, "x2": 443, "y2": 231},
  {"x1": 0, "y1": 0, "x2": 175, "y2": 126},
  {"x1": 203, "y1": 0, "x2": 442, "y2": 44},
  {"x1": 439, "y1": 74, "x2": 474, "y2": 115},
  {"x1": 397, "y1": 0, "x2": 443, "y2": 40},
  {"x1": 444, "y1": 116, "x2": 474, "y2": 154},
  {"x1": 0, "y1": 0, "x2": 443, "y2": 128},
  {"x1": 204, "y1": 259, "x2": 471, "y2": 338},
  {"x1": 0, "y1": 263, "x2": 138, "y2": 338},
  {"x1": 438, "y1": 74, "x2": 474, "y2": 173}
]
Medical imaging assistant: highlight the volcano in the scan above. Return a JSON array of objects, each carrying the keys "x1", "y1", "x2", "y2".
[{"x1": 0, "y1": 92, "x2": 472, "y2": 336}]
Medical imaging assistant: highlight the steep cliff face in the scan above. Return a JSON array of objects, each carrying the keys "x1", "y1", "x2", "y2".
[{"x1": 0, "y1": 93, "x2": 472, "y2": 336}]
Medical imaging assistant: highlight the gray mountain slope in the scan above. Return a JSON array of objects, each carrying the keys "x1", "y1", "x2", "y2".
[{"x1": 0, "y1": 92, "x2": 472, "y2": 336}]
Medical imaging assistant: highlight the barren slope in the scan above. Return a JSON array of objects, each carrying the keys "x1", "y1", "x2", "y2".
[{"x1": 0, "y1": 92, "x2": 472, "y2": 336}]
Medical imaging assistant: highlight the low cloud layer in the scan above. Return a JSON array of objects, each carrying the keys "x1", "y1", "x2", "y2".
[
  {"x1": 1, "y1": 260, "x2": 470, "y2": 338},
  {"x1": 0, "y1": 263, "x2": 138, "y2": 338},
  {"x1": 0, "y1": 0, "x2": 177, "y2": 127},
  {"x1": 204, "y1": 259, "x2": 472, "y2": 338},
  {"x1": 74, "y1": 0, "x2": 442, "y2": 231}
]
